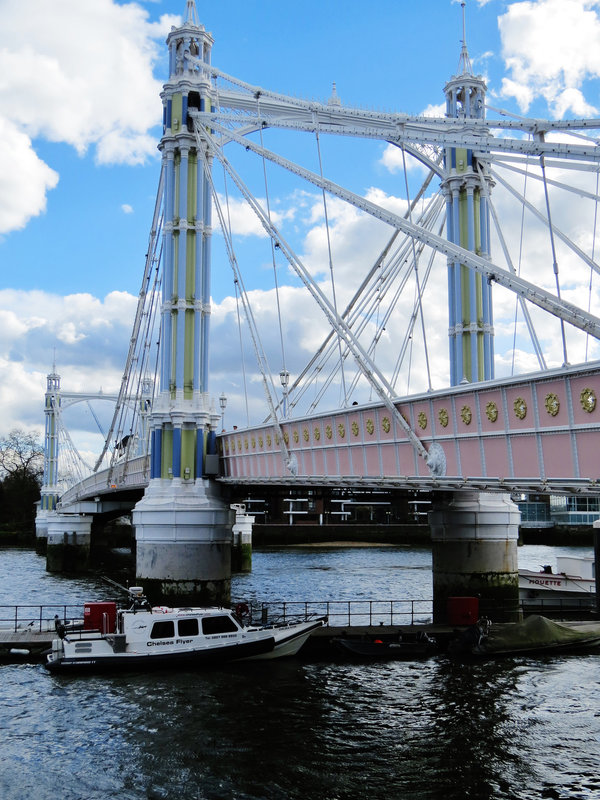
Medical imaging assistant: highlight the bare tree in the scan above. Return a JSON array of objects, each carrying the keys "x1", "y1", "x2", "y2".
[{"x1": 0, "y1": 429, "x2": 44, "y2": 483}]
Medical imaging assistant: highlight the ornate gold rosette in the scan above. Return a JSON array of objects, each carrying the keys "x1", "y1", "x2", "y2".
[
  {"x1": 417, "y1": 411, "x2": 427, "y2": 429},
  {"x1": 514, "y1": 397, "x2": 527, "y2": 420},
  {"x1": 485, "y1": 401, "x2": 498, "y2": 422},
  {"x1": 544, "y1": 392, "x2": 559, "y2": 417},
  {"x1": 438, "y1": 408, "x2": 449, "y2": 427},
  {"x1": 580, "y1": 388, "x2": 596, "y2": 413},
  {"x1": 460, "y1": 405, "x2": 472, "y2": 425}
]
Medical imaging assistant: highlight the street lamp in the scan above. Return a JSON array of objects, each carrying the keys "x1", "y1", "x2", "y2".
[
  {"x1": 279, "y1": 369, "x2": 290, "y2": 419},
  {"x1": 219, "y1": 392, "x2": 227, "y2": 431}
]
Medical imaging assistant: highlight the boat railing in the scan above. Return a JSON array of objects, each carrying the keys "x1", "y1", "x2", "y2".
[
  {"x1": 249, "y1": 599, "x2": 434, "y2": 627},
  {"x1": 0, "y1": 605, "x2": 83, "y2": 633}
]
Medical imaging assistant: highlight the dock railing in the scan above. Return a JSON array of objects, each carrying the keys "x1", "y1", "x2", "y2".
[
  {"x1": 0, "y1": 605, "x2": 82, "y2": 633},
  {"x1": 249, "y1": 599, "x2": 434, "y2": 627}
]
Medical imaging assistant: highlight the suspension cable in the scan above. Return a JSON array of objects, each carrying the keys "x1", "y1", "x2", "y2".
[
  {"x1": 586, "y1": 169, "x2": 600, "y2": 361},
  {"x1": 316, "y1": 130, "x2": 348, "y2": 406},
  {"x1": 258, "y1": 95, "x2": 288, "y2": 387},
  {"x1": 539, "y1": 137, "x2": 568, "y2": 365},
  {"x1": 401, "y1": 144, "x2": 432, "y2": 392}
]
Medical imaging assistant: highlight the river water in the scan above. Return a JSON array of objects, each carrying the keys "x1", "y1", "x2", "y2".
[{"x1": 1, "y1": 544, "x2": 599, "y2": 800}]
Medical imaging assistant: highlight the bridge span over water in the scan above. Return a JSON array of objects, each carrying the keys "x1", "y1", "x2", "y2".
[{"x1": 36, "y1": 1, "x2": 600, "y2": 620}]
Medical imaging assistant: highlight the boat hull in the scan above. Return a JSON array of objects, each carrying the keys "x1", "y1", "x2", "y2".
[{"x1": 45, "y1": 635, "x2": 275, "y2": 673}]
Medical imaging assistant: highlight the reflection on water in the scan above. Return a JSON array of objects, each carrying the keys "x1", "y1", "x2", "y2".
[{"x1": 0, "y1": 546, "x2": 599, "y2": 799}]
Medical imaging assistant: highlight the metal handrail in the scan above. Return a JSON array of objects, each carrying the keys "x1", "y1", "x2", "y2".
[
  {"x1": 250, "y1": 599, "x2": 434, "y2": 627},
  {"x1": 0, "y1": 605, "x2": 82, "y2": 633}
]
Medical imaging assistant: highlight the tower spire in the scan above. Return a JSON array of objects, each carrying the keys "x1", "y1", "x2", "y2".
[
  {"x1": 185, "y1": 0, "x2": 200, "y2": 27},
  {"x1": 457, "y1": 1, "x2": 473, "y2": 75}
]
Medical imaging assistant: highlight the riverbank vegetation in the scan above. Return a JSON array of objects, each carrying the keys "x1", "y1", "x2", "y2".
[{"x1": 0, "y1": 429, "x2": 43, "y2": 542}]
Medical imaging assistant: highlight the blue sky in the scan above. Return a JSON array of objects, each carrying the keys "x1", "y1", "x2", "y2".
[{"x1": 2, "y1": 0, "x2": 600, "y2": 459}]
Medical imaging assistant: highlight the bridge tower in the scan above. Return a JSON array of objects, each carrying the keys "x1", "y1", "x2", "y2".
[
  {"x1": 430, "y1": 7, "x2": 519, "y2": 622},
  {"x1": 35, "y1": 365, "x2": 61, "y2": 551},
  {"x1": 132, "y1": 1, "x2": 233, "y2": 605}
]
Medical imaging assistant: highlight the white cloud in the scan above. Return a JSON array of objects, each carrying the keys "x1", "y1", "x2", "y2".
[
  {"x1": 0, "y1": 0, "x2": 174, "y2": 235},
  {"x1": 498, "y1": 0, "x2": 600, "y2": 116},
  {"x1": 121, "y1": 204, "x2": 134, "y2": 214},
  {"x1": 0, "y1": 118, "x2": 59, "y2": 234}
]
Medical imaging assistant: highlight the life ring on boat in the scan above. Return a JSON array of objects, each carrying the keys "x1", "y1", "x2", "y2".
[{"x1": 235, "y1": 602, "x2": 250, "y2": 617}]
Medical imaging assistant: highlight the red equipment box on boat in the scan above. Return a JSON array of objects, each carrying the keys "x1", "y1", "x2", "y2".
[
  {"x1": 84, "y1": 602, "x2": 117, "y2": 633},
  {"x1": 447, "y1": 596, "x2": 479, "y2": 626}
]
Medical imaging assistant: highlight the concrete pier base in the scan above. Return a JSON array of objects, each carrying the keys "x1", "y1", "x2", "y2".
[
  {"x1": 133, "y1": 478, "x2": 233, "y2": 606},
  {"x1": 231, "y1": 504, "x2": 253, "y2": 573},
  {"x1": 34, "y1": 510, "x2": 49, "y2": 555},
  {"x1": 429, "y1": 491, "x2": 520, "y2": 623},
  {"x1": 46, "y1": 513, "x2": 92, "y2": 572}
]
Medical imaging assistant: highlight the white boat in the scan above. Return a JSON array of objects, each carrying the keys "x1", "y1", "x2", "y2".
[
  {"x1": 519, "y1": 555, "x2": 596, "y2": 608},
  {"x1": 44, "y1": 589, "x2": 325, "y2": 673}
]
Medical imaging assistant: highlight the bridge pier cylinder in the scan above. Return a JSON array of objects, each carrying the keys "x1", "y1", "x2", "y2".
[
  {"x1": 429, "y1": 491, "x2": 520, "y2": 623},
  {"x1": 46, "y1": 514, "x2": 92, "y2": 573},
  {"x1": 231, "y1": 504, "x2": 253, "y2": 573},
  {"x1": 133, "y1": 478, "x2": 233, "y2": 606},
  {"x1": 593, "y1": 520, "x2": 600, "y2": 615}
]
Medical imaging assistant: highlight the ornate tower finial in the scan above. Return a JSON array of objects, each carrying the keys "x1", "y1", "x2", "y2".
[
  {"x1": 457, "y1": 1, "x2": 473, "y2": 75},
  {"x1": 185, "y1": 0, "x2": 200, "y2": 27},
  {"x1": 328, "y1": 82, "x2": 341, "y2": 107}
]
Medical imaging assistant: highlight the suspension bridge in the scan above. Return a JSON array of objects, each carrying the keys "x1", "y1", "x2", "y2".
[{"x1": 35, "y1": 1, "x2": 600, "y2": 620}]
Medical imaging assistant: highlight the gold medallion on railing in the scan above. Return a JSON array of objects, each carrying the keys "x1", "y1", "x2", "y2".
[
  {"x1": 366, "y1": 418, "x2": 374, "y2": 435},
  {"x1": 266, "y1": 433, "x2": 272, "y2": 447},
  {"x1": 293, "y1": 430, "x2": 299, "y2": 444},
  {"x1": 438, "y1": 408, "x2": 449, "y2": 427},
  {"x1": 514, "y1": 397, "x2": 527, "y2": 420},
  {"x1": 283, "y1": 431, "x2": 289, "y2": 445},
  {"x1": 545, "y1": 392, "x2": 560, "y2": 417},
  {"x1": 325, "y1": 424, "x2": 333, "y2": 440},
  {"x1": 338, "y1": 423, "x2": 345, "y2": 438},
  {"x1": 417, "y1": 411, "x2": 427, "y2": 430},
  {"x1": 244, "y1": 438, "x2": 249, "y2": 450},
  {"x1": 258, "y1": 436, "x2": 263, "y2": 448},
  {"x1": 460, "y1": 405, "x2": 472, "y2": 425},
  {"x1": 251, "y1": 437, "x2": 256, "y2": 449},
  {"x1": 314, "y1": 427, "x2": 321, "y2": 441},
  {"x1": 382, "y1": 416, "x2": 391, "y2": 433},
  {"x1": 581, "y1": 388, "x2": 596, "y2": 413},
  {"x1": 303, "y1": 428, "x2": 309, "y2": 442},
  {"x1": 485, "y1": 401, "x2": 498, "y2": 422},
  {"x1": 351, "y1": 421, "x2": 359, "y2": 437}
]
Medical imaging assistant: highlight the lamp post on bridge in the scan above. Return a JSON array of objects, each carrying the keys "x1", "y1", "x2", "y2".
[
  {"x1": 279, "y1": 369, "x2": 290, "y2": 419},
  {"x1": 219, "y1": 392, "x2": 227, "y2": 431}
]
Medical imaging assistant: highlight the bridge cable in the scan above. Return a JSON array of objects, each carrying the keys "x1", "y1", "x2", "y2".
[
  {"x1": 539, "y1": 140, "x2": 569, "y2": 365},
  {"x1": 512, "y1": 153, "x2": 529, "y2": 375},
  {"x1": 316, "y1": 130, "x2": 348, "y2": 407},
  {"x1": 401, "y1": 144, "x2": 432, "y2": 392},
  {"x1": 197, "y1": 135, "x2": 298, "y2": 474},
  {"x1": 586, "y1": 169, "x2": 600, "y2": 361},
  {"x1": 282, "y1": 170, "x2": 440, "y2": 418},
  {"x1": 196, "y1": 120, "x2": 432, "y2": 465},
  {"x1": 257, "y1": 95, "x2": 288, "y2": 400},
  {"x1": 202, "y1": 115, "x2": 600, "y2": 341},
  {"x1": 222, "y1": 161, "x2": 251, "y2": 425}
]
